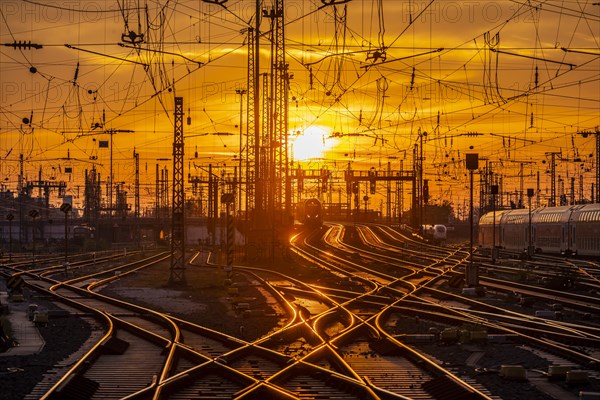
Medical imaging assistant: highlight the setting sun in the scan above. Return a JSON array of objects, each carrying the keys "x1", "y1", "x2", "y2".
[
  {"x1": 0, "y1": 3, "x2": 599, "y2": 398},
  {"x1": 290, "y1": 126, "x2": 333, "y2": 161}
]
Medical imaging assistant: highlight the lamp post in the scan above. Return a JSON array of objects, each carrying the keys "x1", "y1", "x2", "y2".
[
  {"x1": 465, "y1": 153, "x2": 479, "y2": 287},
  {"x1": 6, "y1": 213, "x2": 14, "y2": 261},
  {"x1": 29, "y1": 209, "x2": 39, "y2": 261},
  {"x1": 60, "y1": 202, "x2": 72, "y2": 273},
  {"x1": 527, "y1": 188, "x2": 535, "y2": 257},
  {"x1": 576, "y1": 127, "x2": 599, "y2": 203},
  {"x1": 491, "y1": 184, "x2": 498, "y2": 263}
]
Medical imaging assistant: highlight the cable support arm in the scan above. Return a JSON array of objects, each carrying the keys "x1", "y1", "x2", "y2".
[
  {"x1": 64, "y1": 44, "x2": 148, "y2": 67},
  {"x1": 490, "y1": 48, "x2": 576, "y2": 68},
  {"x1": 360, "y1": 48, "x2": 444, "y2": 69},
  {"x1": 118, "y1": 43, "x2": 204, "y2": 67}
]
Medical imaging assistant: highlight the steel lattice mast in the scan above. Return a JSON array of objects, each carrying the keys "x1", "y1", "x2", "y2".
[
  {"x1": 134, "y1": 149, "x2": 140, "y2": 248},
  {"x1": 169, "y1": 96, "x2": 186, "y2": 284},
  {"x1": 274, "y1": 0, "x2": 290, "y2": 217},
  {"x1": 263, "y1": 71, "x2": 272, "y2": 215},
  {"x1": 245, "y1": 26, "x2": 256, "y2": 221},
  {"x1": 264, "y1": 0, "x2": 289, "y2": 222},
  {"x1": 252, "y1": 2, "x2": 264, "y2": 226}
]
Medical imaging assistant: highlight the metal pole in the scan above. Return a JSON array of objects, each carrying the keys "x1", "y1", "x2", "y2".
[
  {"x1": 60, "y1": 202, "x2": 71, "y2": 272},
  {"x1": 64, "y1": 210, "x2": 68, "y2": 266},
  {"x1": 465, "y1": 153, "x2": 479, "y2": 286},
  {"x1": 32, "y1": 220, "x2": 35, "y2": 260},
  {"x1": 529, "y1": 197, "x2": 532, "y2": 252},
  {"x1": 596, "y1": 129, "x2": 600, "y2": 203},
  {"x1": 527, "y1": 188, "x2": 534, "y2": 257},
  {"x1": 470, "y1": 169, "x2": 474, "y2": 268},
  {"x1": 491, "y1": 184, "x2": 498, "y2": 263},
  {"x1": 8, "y1": 215, "x2": 13, "y2": 261},
  {"x1": 492, "y1": 192, "x2": 495, "y2": 263},
  {"x1": 419, "y1": 132, "x2": 424, "y2": 229},
  {"x1": 31, "y1": 213, "x2": 37, "y2": 261},
  {"x1": 109, "y1": 131, "x2": 113, "y2": 216}
]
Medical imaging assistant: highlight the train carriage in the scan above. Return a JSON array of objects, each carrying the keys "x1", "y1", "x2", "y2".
[
  {"x1": 532, "y1": 205, "x2": 573, "y2": 254},
  {"x1": 479, "y1": 203, "x2": 600, "y2": 257},
  {"x1": 500, "y1": 209, "x2": 530, "y2": 252},
  {"x1": 422, "y1": 224, "x2": 447, "y2": 244},
  {"x1": 478, "y1": 209, "x2": 514, "y2": 250},
  {"x1": 296, "y1": 198, "x2": 323, "y2": 230},
  {"x1": 569, "y1": 203, "x2": 600, "y2": 256}
]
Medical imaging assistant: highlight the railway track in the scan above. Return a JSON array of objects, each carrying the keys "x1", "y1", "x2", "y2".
[
  {"x1": 328, "y1": 224, "x2": 600, "y2": 394},
  {"x1": 1, "y1": 223, "x2": 599, "y2": 399}
]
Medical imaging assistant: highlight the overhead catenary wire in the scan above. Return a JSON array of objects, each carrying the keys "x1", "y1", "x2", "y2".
[{"x1": 0, "y1": 0, "x2": 598, "y2": 205}]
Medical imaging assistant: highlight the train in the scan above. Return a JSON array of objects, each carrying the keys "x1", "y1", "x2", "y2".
[
  {"x1": 422, "y1": 224, "x2": 447, "y2": 244},
  {"x1": 478, "y1": 203, "x2": 600, "y2": 257},
  {"x1": 73, "y1": 225, "x2": 95, "y2": 240},
  {"x1": 296, "y1": 198, "x2": 323, "y2": 230}
]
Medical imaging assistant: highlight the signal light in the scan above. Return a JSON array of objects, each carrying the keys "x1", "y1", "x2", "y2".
[{"x1": 321, "y1": 169, "x2": 328, "y2": 192}]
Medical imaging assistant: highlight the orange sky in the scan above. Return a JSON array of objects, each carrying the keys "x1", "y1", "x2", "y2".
[{"x1": 1, "y1": 1, "x2": 599, "y2": 212}]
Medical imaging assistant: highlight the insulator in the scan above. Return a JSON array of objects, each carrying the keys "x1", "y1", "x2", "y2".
[
  {"x1": 530, "y1": 112, "x2": 534, "y2": 127},
  {"x1": 73, "y1": 62, "x2": 79, "y2": 85},
  {"x1": 5, "y1": 40, "x2": 43, "y2": 50}
]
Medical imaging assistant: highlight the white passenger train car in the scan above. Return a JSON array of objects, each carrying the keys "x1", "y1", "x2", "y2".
[
  {"x1": 422, "y1": 224, "x2": 447, "y2": 244},
  {"x1": 479, "y1": 203, "x2": 600, "y2": 257},
  {"x1": 532, "y1": 205, "x2": 573, "y2": 255},
  {"x1": 569, "y1": 204, "x2": 600, "y2": 256},
  {"x1": 500, "y1": 208, "x2": 531, "y2": 252}
]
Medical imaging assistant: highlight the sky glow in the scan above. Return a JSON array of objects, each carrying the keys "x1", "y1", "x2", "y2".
[{"x1": 0, "y1": 1, "x2": 598, "y2": 211}]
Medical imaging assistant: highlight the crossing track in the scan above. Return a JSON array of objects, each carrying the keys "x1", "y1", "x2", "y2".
[
  {"x1": 287, "y1": 223, "x2": 600, "y2": 391},
  {"x1": 1, "y1": 222, "x2": 599, "y2": 399},
  {"x1": 336, "y1": 224, "x2": 600, "y2": 372}
]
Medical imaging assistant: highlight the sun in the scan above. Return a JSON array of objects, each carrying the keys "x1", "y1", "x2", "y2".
[{"x1": 291, "y1": 126, "x2": 332, "y2": 160}]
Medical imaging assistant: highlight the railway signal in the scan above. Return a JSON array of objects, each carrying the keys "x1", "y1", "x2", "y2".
[
  {"x1": 29, "y1": 209, "x2": 39, "y2": 260},
  {"x1": 321, "y1": 169, "x2": 328, "y2": 193},
  {"x1": 491, "y1": 184, "x2": 498, "y2": 263},
  {"x1": 577, "y1": 127, "x2": 599, "y2": 203},
  {"x1": 61, "y1": 202, "x2": 72, "y2": 270},
  {"x1": 222, "y1": 192, "x2": 235, "y2": 271},
  {"x1": 465, "y1": 153, "x2": 479, "y2": 287},
  {"x1": 227, "y1": 214, "x2": 234, "y2": 267}
]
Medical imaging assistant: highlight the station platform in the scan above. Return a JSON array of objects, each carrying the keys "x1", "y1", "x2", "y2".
[{"x1": 0, "y1": 291, "x2": 45, "y2": 356}]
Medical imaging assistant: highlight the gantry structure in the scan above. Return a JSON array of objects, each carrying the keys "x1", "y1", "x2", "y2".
[{"x1": 169, "y1": 96, "x2": 186, "y2": 284}]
